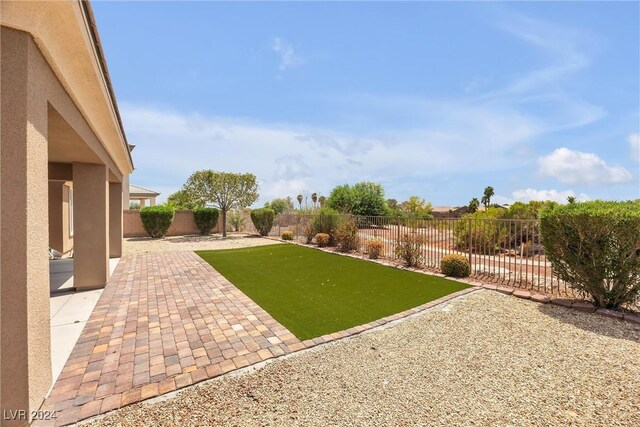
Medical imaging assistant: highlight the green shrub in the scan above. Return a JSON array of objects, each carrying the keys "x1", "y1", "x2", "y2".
[
  {"x1": 312, "y1": 208, "x2": 341, "y2": 245},
  {"x1": 140, "y1": 205, "x2": 175, "y2": 238},
  {"x1": 540, "y1": 200, "x2": 640, "y2": 309},
  {"x1": 282, "y1": 230, "x2": 294, "y2": 241},
  {"x1": 395, "y1": 233, "x2": 424, "y2": 267},
  {"x1": 365, "y1": 238, "x2": 384, "y2": 259},
  {"x1": 250, "y1": 208, "x2": 275, "y2": 236},
  {"x1": 453, "y1": 208, "x2": 509, "y2": 254},
  {"x1": 192, "y1": 207, "x2": 219, "y2": 235},
  {"x1": 440, "y1": 254, "x2": 471, "y2": 278},
  {"x1": 335, "y1": 218, "x2": 359, "y2": 252},
  {"x1": 315, "y1": 233, "x2": 330, "y2": 247}
]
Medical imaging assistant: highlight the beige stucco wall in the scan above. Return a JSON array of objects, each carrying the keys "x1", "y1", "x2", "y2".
[
  {"x1": 48, "y1": 181, "x2": 73, "y2": 254},
  {"x1": 124, "y1": 210, "x2": 223, "y2": 237},
  {"x1": 1, "y1": 22, "x2": 130, "y2": 422},
  {"x1": 1, "y1": 26, "x2": 52, "y2": 425}
]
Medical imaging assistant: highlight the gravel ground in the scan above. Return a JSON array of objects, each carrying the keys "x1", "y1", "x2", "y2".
[
  {"x1": 123, "y1": 233, "x2": 281, "y2": 255},
  {"x1": 87, "y1": 290, "x2": 640, "y2": 427}
]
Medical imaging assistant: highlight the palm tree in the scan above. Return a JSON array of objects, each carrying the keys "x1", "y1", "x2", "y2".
[
  {"x1": 318, "y1": 195, "x2": 326, "y2": 207},
  {"x1": 469, "y1": 197, "x2": 480, "y2": 213},
  {"x1": 296, "y1": 194, "x2": 303, "y2": 210},
  {"x1": 311, "y1": 192, "x2": 318, "y2": 208},
  {"x1": 481, "y1": 186, "x2": 494, "y2": 209}
]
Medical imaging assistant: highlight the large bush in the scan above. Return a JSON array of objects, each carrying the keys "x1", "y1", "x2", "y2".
[
  {"x1": 335, "y1": 218, "x2": 359, "y2": 253},
  {"x1": 441, "y1": 254, "x2": 471, "y2": 278},
  {"x1": 540, "y1": 200, "x2": 640, "y2": 309},
  {"x1": 327, "y1": 182, "x2": 387, "y2": 216},
  {"x1": 250, "y1": 208, "x2": 275, "y2": 236},
  {"x1": 453, "y1": 208, "x2": 509, "y2": 254},
  {"x1": 140, "y1": 205, "x2": 175, "y2": 238},
  {"x1": 312, "y1": 208, "x2": 341, "y2": 245},
  {"x1": 192, "y1": 207, "x2": 219, "y2": 235}
]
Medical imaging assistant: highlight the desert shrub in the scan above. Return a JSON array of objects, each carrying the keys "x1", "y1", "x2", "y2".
[
  {"x1": 540, "y1": 200, "x2": 640, "y2": 309},
  {"x1": 192, "y1": 207, "x2": 219, "y2": 235},
  {"x1": 365, "y1": 238, "x2": 384, "y2": 259},
  {"x1": 395, "y1": 233, "x2": 424, "y2": 267},
  {"x1": 335, "y1": 218, "x2": 359, "y2": 252},
  {"x1": 227, "y1": 209, "x2": 246, "y2": 232},
  {"x1": 282, "y1": 230, "x2": 294, "y2": 240},
  {"x1": 440, "y1": 254, "x2": 471, "y2": 278},
  {"x1": 140, "y1": 205, "x2": 175, "y2": 238},
  {"x1": 315, "y1": 233, "x2": 330, "y2": 247},
  {"x1": 250, "y1": 208, "x2": 275, "y2": 236},
  {"x1": 453, "y1": 208, "x2": 509, "y2": 254},
  {"x1": 312, "y1": 208, "x2": 341, "y2": 245},
  {"x1": 300, "y1": 218, "x2": 315, "y2": 244}
]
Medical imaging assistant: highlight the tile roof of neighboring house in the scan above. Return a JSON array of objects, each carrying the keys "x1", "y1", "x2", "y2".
[
  {"x1": 129, "y1": 184, "x2": 160, "y2": 197},
  {"x1": 431, "y1": 206, "x2": 463, "y2": 213}
]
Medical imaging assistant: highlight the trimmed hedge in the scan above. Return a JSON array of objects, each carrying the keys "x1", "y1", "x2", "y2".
[
  {"x1": 193, "y1": 207, "x2": 219, "y2": 235},
  {"x1": 540, "y1": 200, "x2": 640, "y2": 309},
  {"x1": 441, "y1": 254, "x2": 471, "y2": 278},
  {"x1": 251, "y1": 208, "x2": 275, "y2": 236},
  {"x1": 140, "y1": 205, "x2": 175, "y2": 238}
]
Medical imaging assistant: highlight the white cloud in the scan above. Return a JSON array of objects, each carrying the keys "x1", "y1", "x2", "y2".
[
  {"x1": 271, "y1": 37, "x2": 304, "y2": 70},
  {"x1": 629, "y1": 133, "x2": 640, "y2": 163},
  {"x1": 494, "y1": 188, "x2": 590, "y2": 205},
  {"x1": 121, "y1": 102, "x2": 544, "y2": 205},
  {"x1": 538, "y1": 148, "x2": 632, "y2": 185}
]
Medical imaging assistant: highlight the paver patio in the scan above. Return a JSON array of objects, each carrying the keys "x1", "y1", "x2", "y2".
[{"x1": 40, "y1": 251, "x2": 303, "y2": 426}]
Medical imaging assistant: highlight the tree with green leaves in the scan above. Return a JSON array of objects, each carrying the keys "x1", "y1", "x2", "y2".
[
  {"x1": 400, "y1": 195, "x2": 432, "y2": 219},
  {"x1": 264, "y1": 198, "x2": 293, "y2": 215},
  {"x1": 327, "y1": 182, "x2": 387, "y2": 216},
  {"x1": 167, "y1": 189, "x2": 202, "y2": 210},
  {"x1": 468, "y1": 197, "x2": 480, "y2": 213},
  {"x1": 182, "y1": 170, "x2": 259, "y2": 237},
  {"x1": 567, "y1": 196, "x2": 576, "y2": 204},
  {"x1": 481, "y1": 186, "x2": 494, "y2": 209}
]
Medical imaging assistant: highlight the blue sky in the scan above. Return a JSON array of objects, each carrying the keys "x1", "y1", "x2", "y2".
[{"x1": 93, "y1": 1, "x2": 640, "y2": 206}]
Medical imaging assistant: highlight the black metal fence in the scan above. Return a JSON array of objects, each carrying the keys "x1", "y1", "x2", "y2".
[{"x1": 265, "y1": 212, "x2": 576, "y2": 298}]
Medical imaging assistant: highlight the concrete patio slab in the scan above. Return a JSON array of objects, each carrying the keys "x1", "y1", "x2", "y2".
[{"x1": 50, "y1": 259, "x2": 120, "y2": 384}]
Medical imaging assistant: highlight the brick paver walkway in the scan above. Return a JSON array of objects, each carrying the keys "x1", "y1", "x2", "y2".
[{"x1": 41, "y1": 251, "x2": 303, "y2": 426}]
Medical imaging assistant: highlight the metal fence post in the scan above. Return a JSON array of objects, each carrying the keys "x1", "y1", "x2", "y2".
[{"x1": 467, "y1": 217, "x2": 473, "y2": 267}]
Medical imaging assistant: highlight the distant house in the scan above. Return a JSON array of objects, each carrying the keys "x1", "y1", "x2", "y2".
[
  {"x1": 431, "y1": 206, "x2": 470, "y2": 218},
  {"x1": 129, "y1": 184, "x2": 160, "y2": 208},
  {"x1": 431, "y1": 204, "x2": 511, "y2": 219}
]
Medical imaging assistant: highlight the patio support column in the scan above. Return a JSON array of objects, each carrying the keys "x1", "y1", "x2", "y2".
[
  {"x1": 73, "y1": 162, "x2": 109, "y2": 289},
  {"x1": 150, "y1": 197, "x2": 156, "y2": 206},
  {"x1": 1, "y1": 26, "x2": 52, "y2": 424},
  {"x1": 109, "y1": 182, "x2": 123, "y2": 258}
]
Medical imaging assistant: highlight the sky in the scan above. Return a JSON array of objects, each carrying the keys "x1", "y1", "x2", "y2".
[{"x1": 93, "y1": 1, "x2": 640, "y2": 207}]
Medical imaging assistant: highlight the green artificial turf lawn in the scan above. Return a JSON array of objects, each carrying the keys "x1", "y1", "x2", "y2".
[{"x1": 196, "y1": 244, "x2": 470, "y2": 341}]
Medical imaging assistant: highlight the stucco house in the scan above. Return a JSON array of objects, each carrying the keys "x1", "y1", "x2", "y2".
[
  {"x1": 1, "y1": 1, "x2": 134, "y2": 423},
  {"x1": 129, "y1": 184, "x2": 160, "y2": 208}
]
